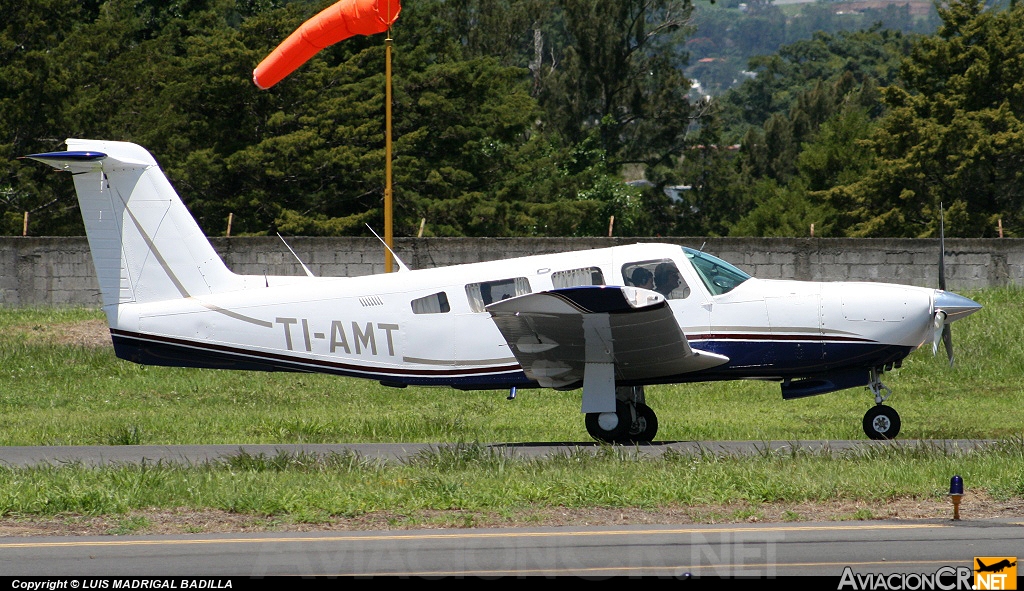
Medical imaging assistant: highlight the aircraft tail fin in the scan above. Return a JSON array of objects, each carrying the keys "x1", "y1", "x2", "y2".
[{"x1": 26, "y1": 139, "x2": 240, "y2": 308}]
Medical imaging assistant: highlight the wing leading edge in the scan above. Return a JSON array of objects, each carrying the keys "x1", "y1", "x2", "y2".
[{"x1": 486, "y1": 286, "x2": 729, "y2": 390}]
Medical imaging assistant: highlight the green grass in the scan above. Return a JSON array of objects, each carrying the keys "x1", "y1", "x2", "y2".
[
  {"x1": 0, "y1": 442, "x2": 1020, "y2": 523},
  {"x1": 0, "y1": 289, "x2": 1022, "y2": 526}
]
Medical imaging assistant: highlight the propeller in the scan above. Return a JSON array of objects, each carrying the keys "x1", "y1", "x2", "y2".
[{"x1": 933, "y1": 204, "x2": 955, "y2": 366}]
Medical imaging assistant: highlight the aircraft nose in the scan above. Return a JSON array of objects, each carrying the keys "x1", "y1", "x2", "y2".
[{"x1": 933, "y1": 290, "x2": 982, "y2": 323}]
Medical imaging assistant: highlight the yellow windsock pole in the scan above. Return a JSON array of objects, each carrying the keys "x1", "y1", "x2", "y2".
[{"x1": 384, "y1": 30, "x2": 394, "y2": 273}]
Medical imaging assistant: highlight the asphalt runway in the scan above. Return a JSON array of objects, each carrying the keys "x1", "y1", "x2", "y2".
[{"x1": 1, "y1": 520, "x2": 1022, "y2": 577}]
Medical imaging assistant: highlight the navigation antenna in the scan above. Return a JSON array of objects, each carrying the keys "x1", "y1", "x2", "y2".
[
  {"x1": 277, "y1": 233, "x2": 315, "y2": 278},
  {"x1": 367, "y1": 224, "x2": 411, "y2": 272}
]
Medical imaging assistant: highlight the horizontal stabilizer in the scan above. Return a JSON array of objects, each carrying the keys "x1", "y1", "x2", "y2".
[
  {"x1": 26, "y1": 144, "x2": 157, "y2": 171},
  {"x1": 487, "y1": 286, "x2": 728, "y2": 388}
]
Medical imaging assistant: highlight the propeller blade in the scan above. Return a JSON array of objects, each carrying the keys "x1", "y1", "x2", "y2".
[
  {"x1": 938, "y1": 203, "x2": 946, "y2": 291},
  {"x1": 935, "y1": 203, "x2": 954, "y2": 366},
  {"x1": 932, "y1": 310, "x2": 947, "y2": 355},
  {"x1": 942, "y1": 324, "x2": 954, "y2": 367}
]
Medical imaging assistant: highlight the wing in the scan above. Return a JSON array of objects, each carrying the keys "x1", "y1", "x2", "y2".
[{"x1": 486, "y1": 286, "x2": 728, "y2": 390}]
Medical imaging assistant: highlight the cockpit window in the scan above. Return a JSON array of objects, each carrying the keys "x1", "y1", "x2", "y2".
[
  {"x1": 621, "y1": 260, "x2": 690, "y2": 299},
  {"x1": 683, "y1": 247, "x2": 751, "y2": 296}
]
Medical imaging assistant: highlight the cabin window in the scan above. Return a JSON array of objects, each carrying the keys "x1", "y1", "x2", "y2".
[
  {"x1": 465, "y1": 277, "x2": 531, "y2": 312},
  {"x1": 551, "y1": 267, "x2": 605, "y2": 288},
  {"x1": 411, "y1": 292, "x2": 450, "y2": 314},
  {"x1": 621, "y1": 259, "x2": 690, "y2": 300}
]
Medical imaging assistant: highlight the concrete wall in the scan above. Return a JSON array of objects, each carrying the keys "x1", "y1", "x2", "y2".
[{"x1": 2, "y1": 236, "x2": 1021, "y2": 307}]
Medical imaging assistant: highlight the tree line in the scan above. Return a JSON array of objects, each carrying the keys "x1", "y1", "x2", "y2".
[{"x1": 2, "y1": 0, "x2": 1021, "y2": 239}]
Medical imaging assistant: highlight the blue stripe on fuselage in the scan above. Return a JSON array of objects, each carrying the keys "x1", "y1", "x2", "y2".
[
  {"x1": 111, "y1": 331, "x2": 533, "y2": 389},
  {"x1": 687, "y1": 338, "x2": 913, "y2": 379}
]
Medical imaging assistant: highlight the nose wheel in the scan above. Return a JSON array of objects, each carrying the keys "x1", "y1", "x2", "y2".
[{"x1": 863, "y1": 404, "x2": 901, "y2": 440}]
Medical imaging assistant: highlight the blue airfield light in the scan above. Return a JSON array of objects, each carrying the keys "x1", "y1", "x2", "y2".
[
  {"x1": 949, "y1": 475, "x2": 964, "y2": 520},
  {"x1": 949, "y1": 475, "x2": 964, "y2": 496}
]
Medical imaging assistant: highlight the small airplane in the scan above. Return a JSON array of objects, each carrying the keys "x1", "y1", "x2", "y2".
[
  {"x1": 976, "y1": 558, "x2": 1016, "y2": 573},
  {"x1": 26, "y1": 139, "x2": 982, "y2": 443}
]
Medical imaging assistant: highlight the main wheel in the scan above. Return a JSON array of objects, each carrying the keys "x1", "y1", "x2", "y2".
[
  {"x1": 585, "y1": 400, "x2": 631, "y2": 443},
  {"x1": 863, "y1": 405, "x2": 901, "y2": 440},
  {"x1": 622, "y1": 402, "x2": 658, "y2": 443}
]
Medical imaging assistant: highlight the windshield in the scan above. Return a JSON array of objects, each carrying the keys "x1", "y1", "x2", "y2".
[{"x1": 682, "y1": 247, "x2": 751, "y2": 296}]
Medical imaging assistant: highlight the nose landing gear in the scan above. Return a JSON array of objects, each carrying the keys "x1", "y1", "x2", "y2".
[{"x1": 863, "y1": 369, "x2": 901, "y2": 440}]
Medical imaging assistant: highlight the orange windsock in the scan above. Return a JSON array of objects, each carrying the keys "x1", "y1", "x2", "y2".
[{"x1": 253, "y1": 0, "x2": 401, "y2": 89}]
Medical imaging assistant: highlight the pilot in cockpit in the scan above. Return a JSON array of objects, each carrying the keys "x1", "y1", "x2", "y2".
[
  {"x1": 630, "y1": 267, "x2": 654, "y2": 290},
  {"x1": 654, "y1": 263, "x2": 682, "y2": 297}
]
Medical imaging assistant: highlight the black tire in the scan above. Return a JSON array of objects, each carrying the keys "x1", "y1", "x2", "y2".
[
  {"x1": 585, "y1": 400, "x2": 631, "y2": 443},
  {"x1": 863, "y1": 405, "x2": 901, "y2": 440},
  {"x1": 622, "y1": 402, "x2": 658, "y2": 443}
]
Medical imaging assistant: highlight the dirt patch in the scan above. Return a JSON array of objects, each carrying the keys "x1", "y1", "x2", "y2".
[
  {"x1": 13, "y1": 318, "x2": 110, "y2": 348},
  {"x1": 1, "y1": 495, "x2": 1020, "y2": 537}
]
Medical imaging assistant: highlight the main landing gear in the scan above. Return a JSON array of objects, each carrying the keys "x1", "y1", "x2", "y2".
[
  {"x1": 585, "y1": 386, "x2": 658, "y2": 444},
  {"x1": 862, "y1": 369, "x2": 901, "y2": 440}
]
